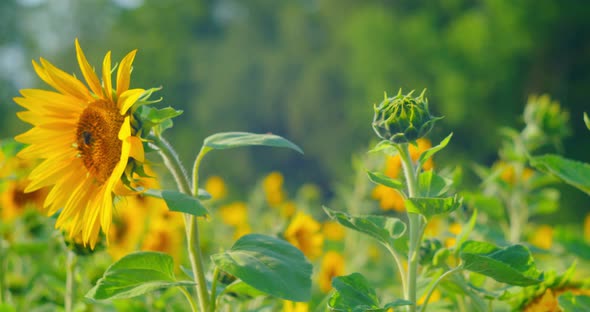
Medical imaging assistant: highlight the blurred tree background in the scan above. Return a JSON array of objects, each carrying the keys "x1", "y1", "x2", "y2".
[{"x1": 1, "y1": 0, "x2": 589, "y2": 218}]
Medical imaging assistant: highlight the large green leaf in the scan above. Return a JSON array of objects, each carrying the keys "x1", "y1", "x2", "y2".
[
  {"x1": 405, "y1": 196, "x2": 462, "y2": 220},
  {"x1": 86, "y1": 252, "x2": 193, "y2": 300},
  {"x1": 530, "y1": 154, "x2": 590, "y2": 195},
  {"x1": 211, "y1": 234, "x2": 312, "y2": 301},
  {"x1": 558, "y1": 292, "x2": 590, "y2": 312},
  {"x1": 144, "y1": 189, "x2": 208, "y2": 216},
  {"x1": 323, "y1": 206, "x2": 406, "y2": 250},
  {"x1": 203, "y1": 132, "x2": 303, "y2": 154},
  {"x1": 459, "y1": 241, "x2": 543, "y2": 286},
  {"x1": 367, "y1": 171, "x2": 404, "y2": 192},
  {"x1": 328, "y1": 273, "x2": 411, "y2": 311}
]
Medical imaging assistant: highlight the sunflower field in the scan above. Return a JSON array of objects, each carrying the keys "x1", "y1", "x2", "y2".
[{"x1": 1, "y1": 1, "x2": 590, "y2": 312}]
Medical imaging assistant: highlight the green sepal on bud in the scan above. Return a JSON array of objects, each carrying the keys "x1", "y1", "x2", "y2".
[{"x1": 372, "y1": 89, "x2": 442, "y2": 143}]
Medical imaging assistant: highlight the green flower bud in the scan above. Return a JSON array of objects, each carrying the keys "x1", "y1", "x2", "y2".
[
  {"x1": 372, "y1": 89, "x2": 442, "y2": 144},
  {"x1": 522, "y1": 94, "x2": 570, "y2": 150}
]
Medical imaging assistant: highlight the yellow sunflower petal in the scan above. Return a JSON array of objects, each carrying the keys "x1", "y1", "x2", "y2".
[
  {"x1": 118, "y1": 88, "x2": 144, "y2": 114},
  {"x1": 127, "y1": 136, "x2": 145, "y2": 162},
  {"x1": 39, "y1": 58, "x2": 91, "y2": 101},
  {"x1": 102, "y1": 51, "x2": 113, "y2": 101},
  {"x1": 116, "y1": 49, "x2": 137, "y2": 98},
  {"x1": 26, "y1": 153, "x2": 77, "y2": 192},
  {"x1": 19, "y1": 89, "x2": 85, "y2": 112},
  {"x1": 75, "y1": 39, "x2": 103, "y2": 97}
]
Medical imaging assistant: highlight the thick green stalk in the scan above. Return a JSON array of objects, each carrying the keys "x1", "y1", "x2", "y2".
[
  {"x1": 397, "y1": 143, "x2": 421, "y2": 312},
  {"x1": 150, "y1": 135, "x2": 209, "y2": 311}
]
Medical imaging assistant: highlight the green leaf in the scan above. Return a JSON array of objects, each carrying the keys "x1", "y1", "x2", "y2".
[
  {"x1": 197, "y1": 188, "x2": 212, "y2": 200},
  {"x1": 323, "y1": 206, "x2": 406, "y2": 251},
  {"x1": 223, "y1": 281, "x2": 267, "y2": 299},
  {"x1": 455, "y1": 210, "x2": 477, "y2": 251},
  {"x1": 417, "y1": 133, "x2": 453, "y2": 169},
  {"x1": 463, "y1": 192, "x2": 505, "y2": 220},
  {"x1": 86, "y1": 252, "x2": 194, "y2": 300},
  {"x1": 203, "y1": 132, "x2": 303, "y2": 154},
  {"x1": 328, "y1": 273, "x2": 380, "y2": 311},
  {"x1": 328, "y1": 273, "x2": 412, "y2": 311},
  {"x1": 211, "y1": 234, "x2": 312, "y2": 301},
  {"x1": 144, "y1": 189, "x2": 208, "y2": 216},
  {"x1": 0, "y1": 303, "x2": 16, "y2": 312},
  {"x1": 459, "y1": 241, "x2": 543, "y2": 286},
  {"x1": 405, "y1": 196, "x2": 462, "y2": 220},
  {"x1": 558, "y1": 292, "x2": 590, "y2": 312},
  {"x1": 584, "y1": 112, "x2": 590, "y2": 131},
  {"x1": 137, "y1": 106, "x2": 183, "y2": 135},
  {"x1": 383, "y1": 299, "x2": 414, "y2": 309},
  {"x1": 418, "y1": 170, "x2": 452, "y2": 197},
  {"x1": 367, "y1": 171, "x2": 404, "y2": 192},
  {"x1": 530, "y1": 154, "x2": 590, "y2": 195},
  {"x1": 368, "y1": 140, "x2": 398, "y2": 156}
]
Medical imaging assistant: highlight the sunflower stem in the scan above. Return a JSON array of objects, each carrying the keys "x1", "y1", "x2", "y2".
[
  {"x1": 150, "y1": 134, "x2": 210, "y2": 311},
  {"x1": 397, "y1": 143, "x2": 422, "y2": 312},
  {"x1": 209, "y1": 266, "x2": 221, "y2": 312},
  {"x1": 179, "y1": 286, "x2": 199, "y2": 312},
  {"x1": 65, "y1": 250, "x2": 77, "y2": 312},
  {"x1": 419, "y1": 264, "x2": 463, "y2": 312}
]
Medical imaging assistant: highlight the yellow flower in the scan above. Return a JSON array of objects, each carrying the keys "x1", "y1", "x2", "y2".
[
  {"x1": 523, "y1": 288, "x2": 590, "y2": 312},
  {"x1": 322, "y1": 221, "x2": 345, "y2": 241},
  {"x1": 280, "y1": 201, "x2": 297, "y2": 218},
  {"x1": 233, "y1": 223, "x2": 251, "y2": 240},
  {"x1": 1, "y1": 179, "x2": 48, "y2": 221},
  {"x1": 372, "y1": 139, "x2": 433, "y2": 212},
  {"x1": 530, "y1": 225, "x2": 553, "y2": 250},
  {"x1": 449, "y1": 222, "x2": 462, "y2": 235},
  {"x1": 263, "y1": 171, "x2": 285, "y2": 206},
  {"x1": 284, "y1": 212, "x2": 323, "y2": 260},
  {"x1": 14, "y1": 39, "x2": 146, "y2": 248},
  {"x1": 418, "y1": 289, "x2": 441, "y2": 305},
  {"x1": 283, "y1": 300, "x2": 309, "y2": 312},
  {"x1": 496, "y1": 161, "x2": 535, "y2": 184},
  {"x1": 318, "y1": 251, "x2": 345, "y2": 293},
  {"x1": 205, "y1": 175, "x2": 227, "y2": 200},
  {"x1": 141, "y1": 215, "x2": 183, "y2": 261},
  {"x1": 220, "y1": 202, "x2": 248, "y2": 226}
]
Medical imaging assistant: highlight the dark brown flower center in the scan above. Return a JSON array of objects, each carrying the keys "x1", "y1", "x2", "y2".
[{"x1": 76, "y1": 100, "x2": 124, "y2": 184}]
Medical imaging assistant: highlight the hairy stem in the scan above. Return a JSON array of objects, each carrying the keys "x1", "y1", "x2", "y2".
[
  {"x1": 150, "y1": 134, "x2": 209, "y2": 311},
  {"x1": 398, "y1": 143, "x2": 422, "y2": 312}
]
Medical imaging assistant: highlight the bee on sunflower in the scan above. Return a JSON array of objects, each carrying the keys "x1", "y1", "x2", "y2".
[{"x1": 13, "y1": 39, "x2": 159, "y2": 249}]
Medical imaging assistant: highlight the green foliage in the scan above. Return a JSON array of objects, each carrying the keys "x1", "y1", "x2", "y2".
[
  {"x1": 211, "y1": 234, "x2": 312, "y2": 302},
  {"x1": 558, "y1": 293, "x2": 590, "y2": 311},
  {"x1": 417, "y1": 133, "x2": 453, "y2": 170},
  {"x1": 405, "y1": 196, "x2": 462, "y2": 220},
  {"x1": 328, "y1": 273, "x2": 412, "y2": 312},
  {"x1": 86, "y1": 252, "x2": 194, "y2": 300},
  {"x1": 367, "y1": 171, "x2": 404, "y2": 192},
  {"x1": 203, "y1": 132, "x2": 303, "y2": 154},
  {"x1": 459, "y1": 241, "x2": 543, "y2": 286},
  {"x1": 144, "y1": 189, "x2": 208, "y2": 216},
  {"x1": 530, "y1": 154, "x2": 590, "y2": 195},
  {"x1": 322, "y1": 206, "x2": 407, "y2": 252}
]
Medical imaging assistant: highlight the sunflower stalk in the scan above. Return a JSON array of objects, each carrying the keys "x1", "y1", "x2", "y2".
[
  {"x1": 150, "y1": 134, "x2": 209, "y2": 312},
  {"x1": 397, "y1": 143, "x2": 424, "y2": 312}
]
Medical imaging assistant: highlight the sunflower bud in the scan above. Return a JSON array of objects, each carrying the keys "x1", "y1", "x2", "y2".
[
  {"x1": 372, "y1": 89, "x2": 442, "y2": 144},
  {"x1": 522, "y1": 94, "x2": 570, "y2": 151}
]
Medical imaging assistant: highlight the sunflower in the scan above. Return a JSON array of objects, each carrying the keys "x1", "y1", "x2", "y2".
[{"x1": 14, "y1": 39, "x2": 147, "y2": 248}]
